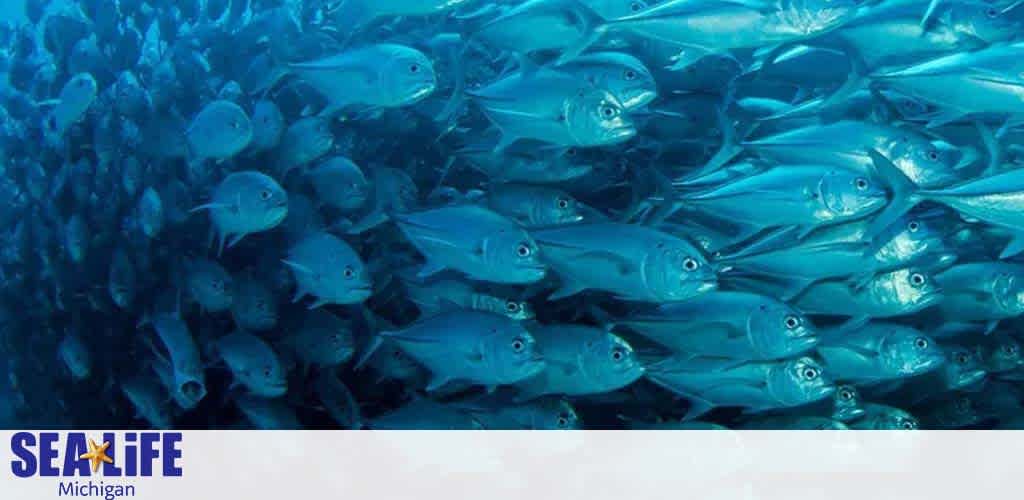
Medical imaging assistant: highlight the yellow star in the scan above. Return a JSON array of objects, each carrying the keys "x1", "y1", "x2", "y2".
[{"x1": 79, "y1": 438, "x2": 114, "y2": 473}]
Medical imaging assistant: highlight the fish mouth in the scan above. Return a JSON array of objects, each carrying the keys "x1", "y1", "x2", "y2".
[
  {"x1": 622, "y1": 90, "x2": 657, "y2": 110},
  {"x1": 954, "y1": 369, "x2": 987, "y2": 389},
  {"x1": 835, "y1": 407, "x2": 866, "y2": 422},
  {"x1": 809, "y1": 385, "x2": 836, "y2": 403},
  {"x1": 695, "y1": 280, "x2": 718, "y2": 294},
  {"x1": 606, "y1": 125, "x2": 638, "y2": 142},
  {"x1": 405, "y1": 82, "x2": 437, "y2": 105},
  {"x1": 787, "y1": 335, "x2": 820, "y2": 356}
]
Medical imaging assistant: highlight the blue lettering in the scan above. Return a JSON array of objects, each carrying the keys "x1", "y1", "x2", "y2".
[
  {"x1": 163, "y1": 434, "x2": 182, "y2": 477},
  {"x1": 10, "y1": 432, "x2": 37, "y2": 478},
  {"x1": 39, "y1": 433, "x2": 60, "y2": 477},
  {"x1": 62, "y1": 434, "x2": 90, "y2": 477},
  {"x1": 140, "y1": 434, "x2": 159, "y2": 476},
  {"x1": 102, "y1": 433, "x2": 121, "y2": 476}
]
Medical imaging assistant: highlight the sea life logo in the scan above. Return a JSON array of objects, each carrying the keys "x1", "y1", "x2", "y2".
[{"x1": 9, "y1": 432, "x2": 183, "y2": 499}]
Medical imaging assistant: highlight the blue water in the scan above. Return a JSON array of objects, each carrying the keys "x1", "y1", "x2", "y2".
[{"x1": 1, "y1": 0, "x2": 1024, "y2": 430}]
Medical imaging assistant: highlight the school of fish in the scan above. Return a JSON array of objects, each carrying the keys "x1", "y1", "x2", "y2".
[{"x1": 1, "y1": 0, "x2": 1024, "y2": 430}]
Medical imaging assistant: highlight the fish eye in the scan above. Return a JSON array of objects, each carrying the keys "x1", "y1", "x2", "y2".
[
  {"x1": 231, "y1": 120, "x2": 240, "y2": 130},
  {"x1": 682, "y1": 257, "x2": 699, "y2": 272},
  {"x1": 1003, "y1": 344, "x2": 1018, "y2": 356},
  {"x1": 511, "y1": 338, "x2": 525, "y2": 353},
  {"x1": 392, "y1": 349, "x2": 403, "y2": 360},
  {"x1": 409, "y1": 63, "x2": 420, "y2": 74},
  {"x1": 854, "y1": 177, "x2": 869, "y2": 191},
  {"x1": 505, "y1": 301, "x2": 519, "y2": 313},
  {"x1": 955, "y1": 353, "x2": 969, "y2": 364},
  {"x1": 784, "y1": 315, "x2": 800, "y2": 330},
  {"x1": 557, "y1": 416, "x2": 569, "y2": 427},
  {"x1": 910, "y1": 272, "x2": 926, "y2": 286},
  {"x1": 801, "y1": 367, "x2": 819, "y2": 380},
  {"x1": 914, "y1": 337, "x2": 929, "y2": 350},
  {"x1": 900, "y1": 419, "x2": 917, "y2": 430},
  {"x1": 263, "y1": 366, "x2": 272, "y2": 377},
  {"x1": 624, "y1": 69, "x2": 637, "y2": 81},
  {"x1": 630, "y1": 1, "x2": 643, "y2": 12},
  {"x1": 611, "y1": 348, "x2": 624, "y2": 362},
  {"x1": 926, "y1": 150, "x2": 939, "y2": 162},
  {"x1": 556, "y1": 197, "x2": 570, "y2": 209},
  {"x1": 566, "y1": 147, "x2": 577, "y2": 157},
  {"x1": 986, "y1": 7, "x2": 999, "y2": 17},
  {"x1": 839, "y1": 388, "x2": 854, "y2": 401},
  {"x1": 907, "y1": 220, "x2": 920, "y2": 233},
  {"x1": 599, "y1": 105, "x2": 618, "y2": 118},
  {"x1": 259, "y1": 190, "x2": 272, "y2": 200},
  {"x1": 342, "y1": 266, "x2": 355, "y2": 279},
  {"x1": 516, "y1": 244, "x2": 532, "y2": 257}
]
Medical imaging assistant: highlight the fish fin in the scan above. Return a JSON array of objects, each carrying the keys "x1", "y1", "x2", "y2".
[
  {"x1": 984, "y1": 320, "x2": 1000, "y2": 336},
  {"x1": 227, "y1": 232, "x2": 247, "y2": 249},
  {"x1": 848, "y1": 272, "x2": 876, "y2": 291},
  {"x1": 281, "y1": 259, "x2": 313, "y2": 275},
  {"x1": 307, "y1": 299, "x2": 328, "y2": 310},
  {"x1": 689, "y1": 106, "x2": 746, "y2": 178},
  {"x1": 353, "y1": 335, "x2": 383, "y2": 371},
  {"x1": 435, "y1": 298, "x2": 462, "y2": 311},
  {"x1": 924, "y1": 108, "x2": 968, "y2": 129},
  {"x1": 975, "y1": 121, "x2": 1001, "y2": 176},
  {"x1": 188, "y1": 202, "x2": 231, "y2": 213},
  {"x1": 553, "y1": 4, "x2": 609, "y2": 66},
  {"x1": 866, "y1": 149, "x2": 921, "y2": 237},
  {"x1": 919, "y1": 0, "x2": 942, "y2": 28},
  {"x1": 838, "y1": 315, "x2": 871, "y2": 332},
  {"x1": 416, "y1": 260, "x2": 447, "y2": 280},
  {"x1": 425, "y1": 374, "x2": 452, "y2": 392},
  {"x1": 663, "y1": 47, "x2": 712, "y2": 72},
  {"x1": 682, "y1": 394, "x2": 715, "y2": 421},
  {"x1": 818, "y1": 59, "x2": 867, "y2": 111},
  {"x1": 548, "y1": 278, "x2": 587, "y2": 301},
  {"x1": 346, "y1": 210, "x2": 390, "y2": 234},
  {"x1": 999, "y1": 231, "x2": 1024, "y2": 259}
]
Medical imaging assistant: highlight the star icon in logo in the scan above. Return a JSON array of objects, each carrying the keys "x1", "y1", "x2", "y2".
[{"x1": 79, "y1": 438, "x2": 114, "y2": 473}]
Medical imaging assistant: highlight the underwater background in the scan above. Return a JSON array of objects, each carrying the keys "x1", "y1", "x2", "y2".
[{"x1": 2, "y1": 0, "x2": 1024, "y2": 430}]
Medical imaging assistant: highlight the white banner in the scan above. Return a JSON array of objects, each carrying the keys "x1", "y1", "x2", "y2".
[{"x1": 0, "y1": 431, "x2": 1016, "y2": 500}]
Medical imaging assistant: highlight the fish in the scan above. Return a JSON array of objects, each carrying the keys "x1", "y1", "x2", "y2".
[
  {"x1": 367, "y1": 310, "x2": 546, "y2": 391},
  {"x1": 468, "y1": 68, "x2": 637, "y2": 151},
  {"x1": 515, "y1": 323, "x2": 644, "y2": 399},
  {"x1": 248, "y1": 99, "x2": 285, "y2": 154},
  {"x1": 817, "y1": 322, "x2": 946, "y2": 384},
  {"x1": 138, "y1": 187, "x2": 164, "y2": 238},
  {"x1": 184, "y1": 258, "x2": 234, "y2": 313},
  {"x1": 533, "y1": 223, "x2": 716, "y2": 301},
  {"x1": 394, "y1": 205, "x2": 547, "y2": 284},
  {"x1": 484, "y1": 183, "x2": 584, "y2": 228},
  {"x1": 613, "y1": 292, "x2": 819, "y2": 360},
  {"x1": 275, "y1": 117, "x2": 334, "y2": 177},
  {"x1": 288, "y1": 44, "x2": 437, "y2": 116},
  {"x1": 848, "y1": 403, "x2": 919, "y2": 430},
  {"x1": 933, "y1": 262, "x2": 1024, "y2": 331},
  {"x1": 313, "y1": 369, "x2": 363, "y2": 430},
  {"x1": 456, "y1": 395, "x2": 582, "y2": 430},
  {"x1": 215, "y1": 331, "x2": 288, "y2": 398},
  {"x1": 192, "y1": 171, "x2": 289, "y2": 254},
  {"x1": 280, "y1": 309, "x2": 355, "y2": 370},
  {"x1": 144, "y1": 313, "x2": 207, "y2": 410},
  {"x1": 229, "y1": 275, "x2": 278, "y2": 332},
  {"x1": 781, "y1": 267, "x2": 943, "y2": 324},
  {"x1": 306, "y1": 157, "x2": 370, "y2": 212},
  {"x1": 185, "y1": 99, "x2": 253, "y2": 162},
  {"x1": 645, "y1": 355, "x2": 835, "y2": 420},
  {"x1": 58, "y1": 332, "x2": 91, "y2": 381},
  {"x1": 400, "y1": 273, "x2": 535, "y2": 320},
  {"x1": 120, "y1": 375, "x2": 173, "y2": 430},
  {"x1": 44, "y1": 73, "x2": 97, "y2": 141},
  {"x1": 285, "y1": 232, "x2": 372, "y2": 307}
]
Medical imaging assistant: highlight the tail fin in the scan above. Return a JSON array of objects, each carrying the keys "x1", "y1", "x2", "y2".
[
  {"x1": 553, "y1": 1, "x2": 610, "y2": 65},
  {"x1": 866, "y1": 149, "x2": 922, "y2": 237}
]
